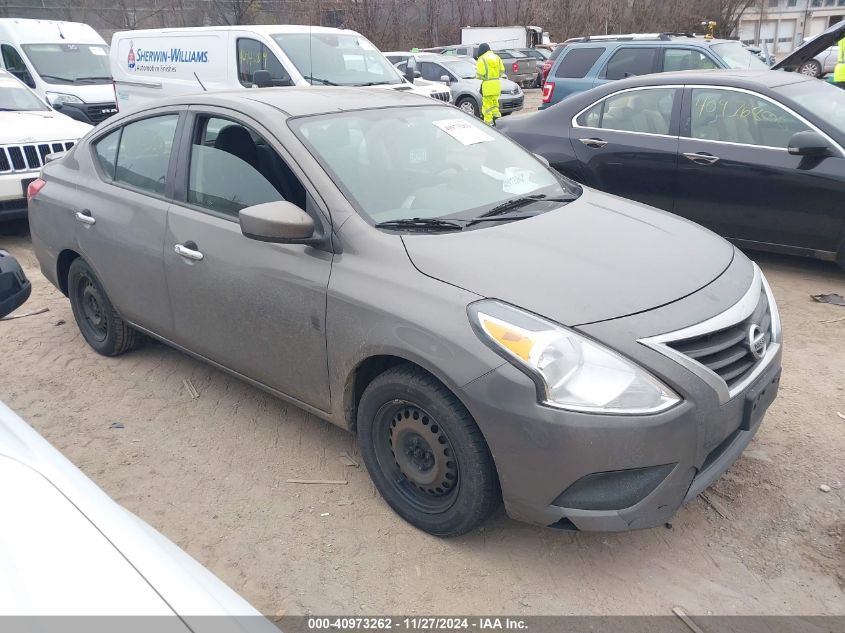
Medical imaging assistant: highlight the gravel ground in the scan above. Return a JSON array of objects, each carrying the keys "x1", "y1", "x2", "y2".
[{"x1": 0, "y1": 98, "x2": 842, "y2": 615}]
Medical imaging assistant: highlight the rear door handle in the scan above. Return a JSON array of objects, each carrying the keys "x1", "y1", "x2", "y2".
[
  {"x1": 683, "y1": 152, "x2": 720, "y2": 165},
  {"x1": 74, "y1": 210, "x2": 95, "y2": 225},
  {"x1": 578, "y1": 138, "x2": 608, "y2": 149},
  {"x1": 174, "y1": 242, "x2": 203, "y2": 261}
]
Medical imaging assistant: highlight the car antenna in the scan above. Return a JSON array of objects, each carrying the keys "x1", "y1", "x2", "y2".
[{"x1": 193, "y1": 72, "x2": 207, "y2": 92}]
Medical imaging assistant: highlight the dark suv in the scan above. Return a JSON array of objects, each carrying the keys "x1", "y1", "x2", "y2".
[{"x1": 541, "y1": 33, "x2": 769, "y2": 108}]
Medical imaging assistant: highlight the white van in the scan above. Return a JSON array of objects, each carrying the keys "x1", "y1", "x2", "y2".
[
  {"x1": 110, "y1": 25, "x2": 452, "y2": 110},
  {"x1": 0, "y1": 19, "x2": 117, "y2": 125}
]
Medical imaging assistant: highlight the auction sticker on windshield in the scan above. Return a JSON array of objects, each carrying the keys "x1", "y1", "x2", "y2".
[{"x1": 433, "y1": 119, "x2": 494, "y2": 146}]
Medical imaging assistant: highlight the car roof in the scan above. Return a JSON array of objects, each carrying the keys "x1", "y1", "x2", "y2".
[
  {"x1": 113, "y1": 24, "x2": 362, "y2": 36},
  {"x1": 567, "y1": 35, "x2": 735, "y2": 48},
  {"x1": 146, "y1": 86, "x2": 440, "y2": 118},
  {"x1": 607, "y1": 69, "x2": 814, "y2": 90}
]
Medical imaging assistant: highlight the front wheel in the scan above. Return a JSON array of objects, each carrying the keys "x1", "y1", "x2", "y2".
[
  {"x1": 68, "y1": 258, "x2": 140, "y2": 356},
  {"x1": 456, "y1": 97, "x2": 480, "y2": 118},
  {"x1": 357, "y1": 365, "x2": 500, "y2": 536}
]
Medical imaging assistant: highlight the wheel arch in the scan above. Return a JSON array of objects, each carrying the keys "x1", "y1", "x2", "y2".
[{"x1": 56, "y1": 249, "x2": 81, "y2": 296}]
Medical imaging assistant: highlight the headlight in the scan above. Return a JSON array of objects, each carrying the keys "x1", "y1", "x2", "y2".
[
  {"x1": 46, "y1": 92, "x2": 83, "y2": 106},
  {"x1": 468, "y1": 300, "x2": 680, "y2": 414}
]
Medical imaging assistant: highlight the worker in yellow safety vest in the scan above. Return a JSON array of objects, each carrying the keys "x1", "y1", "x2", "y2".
[
  {"x1": 835, "y1": 37, "x2": 845, "y2": 88},
  {"x1": 475, "y1": 43, "x2": 505, "y2": 125}
]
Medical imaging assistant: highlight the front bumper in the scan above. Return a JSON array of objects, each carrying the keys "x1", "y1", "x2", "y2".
[
  {"x1": 55, "y1": 101, "x2": 118, "y2": 126},
  {"x1": 459, "y1": 259, "x2": 782, "y2": 531},
  {"x1": 500, "y1": 95, "x2": 524, "y2": 113}
]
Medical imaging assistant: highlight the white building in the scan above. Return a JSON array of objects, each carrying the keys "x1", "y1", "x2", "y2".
[{"x1": 738, "y1": 0, "x2": 845, "y2": 54}]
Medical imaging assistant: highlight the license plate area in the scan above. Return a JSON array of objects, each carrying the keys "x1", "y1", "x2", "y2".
[{"x1": 741, "y1": 366, "x2": 781, "y2": 431}]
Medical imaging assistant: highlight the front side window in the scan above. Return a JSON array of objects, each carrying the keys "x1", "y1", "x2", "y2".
[
  {"x1": 419, "y1": 62, "x2": 446, "y2": 82},
  {"x1": 710, "y1": 42, "x2": 769, "y2": 69},
  {"x1": 114, "y1": 115, "x2": 179, "y2": 195},
  {"x1": 20, "y1": 44, "x2": 110, "y2": 84},
  {"x1": 237, "y1": 38, "x2": 290, "y2": 87},
  {"x1": 293, "y1": 107, "x2": 578, "y2": 226},
  {"x1": 689, "y1": 88, "x2": 811, "y2": 147},
  {"x1": 604, "y1": 47, "x2": 658, "y2": 80},
  {"x1": 188, "y1": 116, "x2": 305, "y2": 218},
  {"x1": 576, "y1": 88, "x2": 675, "y2": 135},
  {"x1": 663, "y1": 48, "x2": 718, "y2": 71},
  {"x1": 272, "y1": 32, "x2": 402, "y2": 86},
  {"x1": 2, "y1": 45, "x2": 34, "y2": 87},
  {"x1": 554, "y1": 47, "x2": 604, "y2": 78}
]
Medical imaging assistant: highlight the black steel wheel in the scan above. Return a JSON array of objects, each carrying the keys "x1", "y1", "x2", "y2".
[
  {"x1": 68, "y1": 258, "x2": 140, "y2": 356},
  {"x1": 358, "y1": 364, "x2": 500, "y2": 536}
]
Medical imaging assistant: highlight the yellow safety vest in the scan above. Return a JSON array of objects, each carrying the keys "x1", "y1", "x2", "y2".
[
  {"x1": 835, "y1": 37, "x2": 845, "y2": 83},
  {"x1": 476, "y1": 51, "x2": 504, "y2": 81}
]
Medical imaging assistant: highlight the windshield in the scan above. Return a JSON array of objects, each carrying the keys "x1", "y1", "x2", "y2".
[
  {"x1": 776, "y1": 80, "x2": 845, "y2": 136},
  {"x1": 21, "y1": 43, "x2": 110, "y2": 84},
  {"x1": 272, "y1": 33, "x2": 402, "y2": 86},
  {"x1": 0, "y1": 75, "x2": 49, "y2": 111},
  {"x1": 442, "y1": 60, "x2": 477, "y2": 79},
  {"x1": 292, "y1": 107, "x2": 579, "y2": 226},
  {"x1": 710, "y1": 42, "x2": 768, "y2": 69}
]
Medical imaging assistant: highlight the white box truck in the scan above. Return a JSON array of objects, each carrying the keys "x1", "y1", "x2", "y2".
[
  {"x1": 111, "y1": 25, "x2": 450, "y2": 111},
  {"x1": 0, "y1": 18, "x2": 117, "y2": 125},
  {"x1": 460, "y1": 26, "x2": 547, "y2": 50}
]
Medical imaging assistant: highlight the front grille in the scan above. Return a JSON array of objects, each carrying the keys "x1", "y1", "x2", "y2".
[
  {"x1": 666, "y1": 288, "x2": 771, "y2": 390},
  {"x1": 0, "y1": 141, "x2": 76, "y2": 174},
  {"x1": 86, "y1": 103, "x2": 118, "y2": 124}
]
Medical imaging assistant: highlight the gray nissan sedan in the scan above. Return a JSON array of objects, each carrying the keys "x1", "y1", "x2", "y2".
[{"x1": 29, "y1": 88, "x2": 782, "y2": 537}]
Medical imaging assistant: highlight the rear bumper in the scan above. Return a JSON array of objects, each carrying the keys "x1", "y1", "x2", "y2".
[{"x1": 0, "y1": 173, "x2": 34, "y2": 222}]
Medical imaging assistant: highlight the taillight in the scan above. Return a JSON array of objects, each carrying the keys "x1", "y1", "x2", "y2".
[
  {"x1": 542, "y1": 82, "x2": 555, "y2": 103},
  {"x1": 542, "y1": 60, "x2": 552, "y2": 80},
  {"x1": 512, "y1": 62, "x2": 519, "y2": 73},
  {"x1": 27, "y1": 178, "x2": 46, "y2": 202}
]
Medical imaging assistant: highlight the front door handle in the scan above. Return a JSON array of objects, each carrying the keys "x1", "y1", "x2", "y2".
[
  {"x1": 578, "y1": 137, "x2": 608, "y2": 149},
  {"x1": 683, "y1": 152, "x2": 720, "y2": 165},
  {"x1": 174, "y1": 242, "x2": 203, "y2": 261},
  {"x1": 74, "y1": 210, "x2": 95, "y2": 225}
]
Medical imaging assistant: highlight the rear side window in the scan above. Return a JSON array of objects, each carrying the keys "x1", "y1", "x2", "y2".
[
  {"x1": 554, "y1": 47, "x2": 604, "y2": 78},
  {"x1": 94, "y1": 129, "x2": 120, "y2": 180},
  {"x1": 604, "y1": 47, "x2": 658, "y2": 80},
  {"x1": 115, "y1": 115, "x2": 179, "y2": 195}
]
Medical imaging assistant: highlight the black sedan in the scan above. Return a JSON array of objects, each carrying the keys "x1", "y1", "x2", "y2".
[{"x1": 499, "y1": 70, "x2": 845, "y2": 269}]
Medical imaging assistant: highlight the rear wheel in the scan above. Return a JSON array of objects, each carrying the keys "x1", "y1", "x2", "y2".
[
  {"x1": 799, "y1": 60, "x2": 822, "y2": 77},
  {"x1": 68, "y1": 258, "x2": 140, "y2": 356},
  {"x1": 357, "y1": 365, "x2": 500, "y2": 536},
  {"x1": 456, "y1": 97, "x2": 480, "y2": 118}
]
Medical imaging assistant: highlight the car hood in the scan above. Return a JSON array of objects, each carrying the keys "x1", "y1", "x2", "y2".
[
  {"x1": 0, "y1": 110, "x2": 91, "y2": 144},
  {"x1": 773, "y1": 21, "x2": 845, "y2": 71},
  {"x1": 402, "y1": 188, "x2": 735, "y2": 326}
]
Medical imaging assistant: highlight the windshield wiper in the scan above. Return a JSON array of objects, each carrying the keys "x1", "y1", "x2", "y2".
[
  {"x1": 466, "y1": 194, "x2": 576, "y2": 225},
  {"x1": 375, "y1": 217, "x2": 464, "y2": 232},
  {"x1": 303, "y1": 75, "x2": 339, "y2": 86},
  {"x1": 37, "y1": 74, "x2": 74, "y2": 83},
  {"x1": 74, "y1": 76, "x2": 111, "y2": 82},
  {"x1": 357, "y1": 81, "x2": 396, "y2": 86}
]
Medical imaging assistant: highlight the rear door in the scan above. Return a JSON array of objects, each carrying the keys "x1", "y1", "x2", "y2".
[
  {"x1": 570, "y1": 86, "x2": 681, "y2": 210},
  {"x1": 674, "y1": 86, "x2": 845, "y2": 252},
  {"x1": 593, "y1": 46, "x2": 659, "y2": 88}
]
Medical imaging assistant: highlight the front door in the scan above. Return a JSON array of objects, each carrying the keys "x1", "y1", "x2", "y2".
[
  {"x1": 163, "y1": 110, "x2": 333, "y2": 411},
  {"x1": 75, "y1": 111, "x2": 181, "y2": 336},
  {"x1": 674, "y1": 87, "x2": 845, "y2": 253},
  {"x1": 571, "y1": 86, "x2": 681, "y2": 210}
]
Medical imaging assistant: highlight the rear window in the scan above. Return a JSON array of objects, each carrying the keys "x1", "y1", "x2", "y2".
[{"x1": 554, "y1": 47, "x2": 604, "y2": 78}]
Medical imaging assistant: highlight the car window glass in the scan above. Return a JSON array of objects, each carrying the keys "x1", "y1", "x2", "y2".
[
  {"x1": 554, "y1": 47, "x2": 604, "y2": 78},
  {"x1": 419, "y1": 62, "x2": 444, "y2": 81},
  {"x1": 2, "y1": 45, "x2": 34, "y2": 87},
  {"x1": 604, "y1": 47, "x2": 658, "y2": 80},
  {"x1": 237, "y1": 38, "x2": 290, "y2": 86},
  {"x1": 690, "y1": 88, "x2": 811, "y2": 148},
  {"x1": 188, "y1": 116, "x2": 306, "y2": 218},
  {"x1": 94, "y1": 129, "x2": 120, "y2": 180},
  {"x1": 775, "y1": 80, "x2": 845, "y2": 136},
  {"x1": 577, "y1": 89, "x2": 674, "y2": 135},
  {"x1": 115, "y1": 115, "x2": 178, "y2": 195},
  {"x1": 663, "y1": 49, "x2": 718, "y2": 71}
]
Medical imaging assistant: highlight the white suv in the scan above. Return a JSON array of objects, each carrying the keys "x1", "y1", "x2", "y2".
[{"x1": 0, "y1": 70, "x2": 91, "y2": 221}]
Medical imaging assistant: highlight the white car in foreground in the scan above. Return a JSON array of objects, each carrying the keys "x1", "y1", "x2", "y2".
[
  {"x1": 0, "y1": 69, "x2": 91, "y2": 222},
  {"x1": 0, "y1": 398, "x2": 275, "y2": 629}
]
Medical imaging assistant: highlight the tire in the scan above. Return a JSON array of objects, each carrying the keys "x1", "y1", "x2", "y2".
[
  {"x1": 799, "y1": 60, "x2": 822, "y2": 78},
  {"x1": 357, "y1": 364, "x2": 500, "y2": 537},
  {"x1": 456, "y1": 97, "x2": 480, "y2": 118},
  {"x1": 67, "y1": 258, "x2": 140, "y2": 356}
]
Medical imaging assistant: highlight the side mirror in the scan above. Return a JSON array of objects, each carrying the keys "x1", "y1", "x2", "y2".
[
  {"x1": 440, "y1": 74, "x2": 452, "y2": 86},
  {"x1": 788, "y1": 130, "x2": 830, "y2": 157},
  {"x1": 0, "y1": 251, "x2": 32, "y2": 319},
  {"x1": 533, "y1": 153, "x2": 550, "y2": 168},
  {"x1": 414, "y1": 70, "x2": 422, "y2": 79},
  {"x1": 252, "y1": 69, "x2": 273, "y2": 88},
  {"x1": 240, "y1": 201, "x2": 316, "y2": 244}
]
